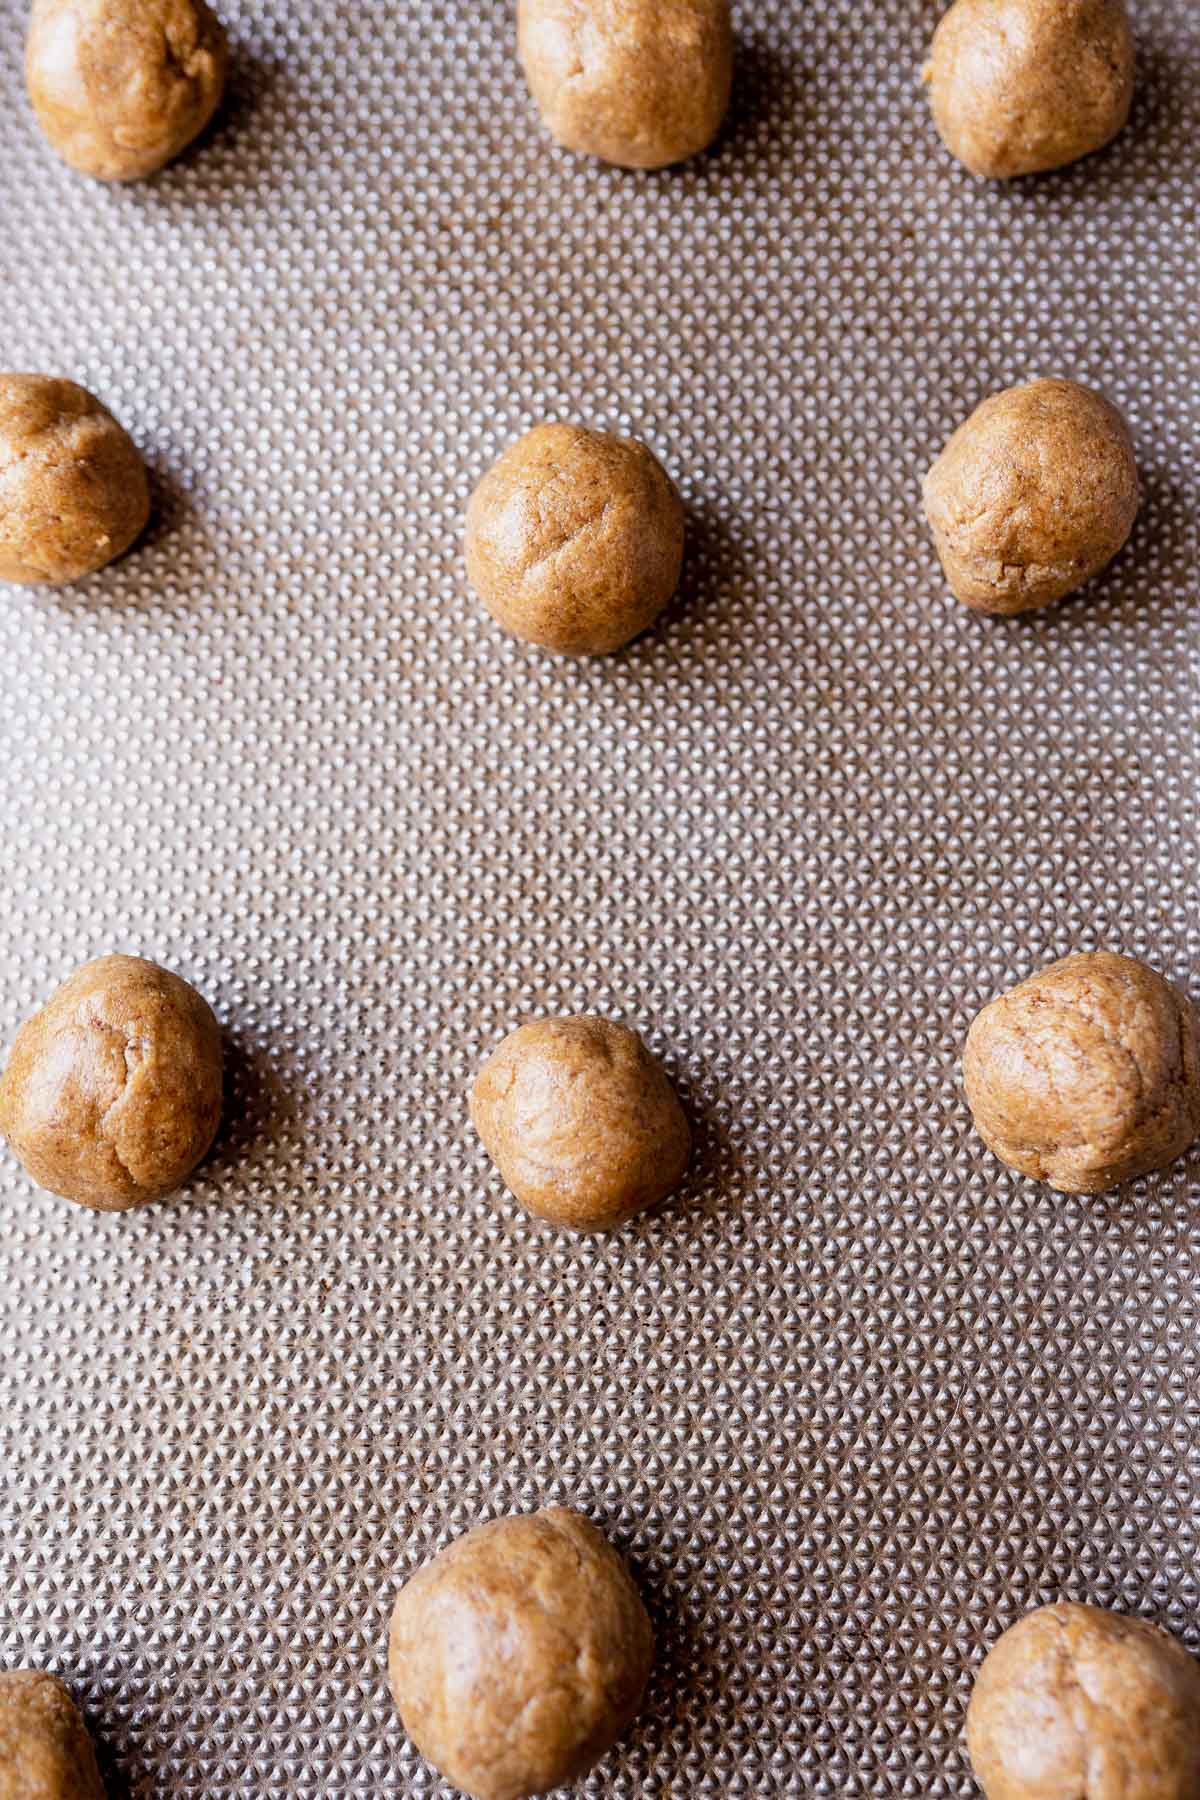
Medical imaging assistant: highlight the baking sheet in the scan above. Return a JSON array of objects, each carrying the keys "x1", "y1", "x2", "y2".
[{"x1": 1, "y1": 0, "x2": 1198, "y2": 1793}]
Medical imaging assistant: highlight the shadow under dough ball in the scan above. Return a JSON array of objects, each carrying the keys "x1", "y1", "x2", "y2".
[
  {"x1": 922, "y1": 377, "x2": 1138, "y2": 615},
  {"x1": 471, "y1": 1015, "x2": 691, "y2": 1232},
  {"x1": 388, "y1": 1508, "x2": 653, "y2": 1800},
  {"x1": 518, "y1": 0, "x2": 733, "y2": 169},
  {"x1": 0, "y1": 374, "x2": 149, "y2": 585},
  {"x1": 26, "y1": 0, "x2": 228, "y2": 181},
  {"x1": 963, "y1": 951, "x2": 1200, "y2": 1194},
  {"x1": 923, "y1": 0, "x2": 1134, "y2": 178},
  {"x1": 0, "y1": 954, "x2": 223, "y2": 1211},
  {"x1": 967, "y1": 1602, "x2": 1200, "y2": 1799},
  {"x1": 465, "y1": 423, "x2": 685, "y2": 656},
  {"x1": 0, "y1": 1670, "x2": 106, "y2": 1800}
]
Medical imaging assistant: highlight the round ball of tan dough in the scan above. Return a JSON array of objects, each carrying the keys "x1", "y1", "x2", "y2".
[
  {"x1": 466, "y1": 423, "x2": 685, "y2": 656},
  {"x1": 0, "y1": 954, "x2": 223, "y2": 1211},
  {"x1": 967, "y1": 1602, "x2": 1200, "y2": 1799},
  {"x1": 0, "y1": 1670, "x2": 105, "y2": 1800},
  {"x1": 923, "y1": 0, "x2": 1134, "y2": 179},
  {"x1": 26, "y1": 0, "x2": 228, "y2": 182},
  {"x1": 518, "y1": 0, "x2": 733, "y2": 170},
  {"x1": 0, "y1": 374, "x2": 150, "y2": 586},
  {"x1": 922, "y1": 378, "x2": 1138, "y2": 615},
  {"x1": 470, "y1": 1015, "x2": 690, "y2": 1232},
  {"x1": 963, "y1": 951, "x2": 1200, "y2": 1194},
  {"x1": 388, "y1": 1508, "x2": 653, "y2": 1800}
]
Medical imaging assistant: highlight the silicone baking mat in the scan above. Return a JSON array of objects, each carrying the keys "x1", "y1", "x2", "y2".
[{"x1": 1, "y1": 1, "x2": 1198, "y2": 1793}]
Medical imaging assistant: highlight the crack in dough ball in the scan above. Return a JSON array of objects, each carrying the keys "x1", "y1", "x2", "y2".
[
  {"x1": 518, "y1": 0, "x2": 733, "y2": 170},
  {"x1": 26, "y1": 0, "x2": 228, "y2": 182},
  {"x1": 0, "y1": 954, "x2": 223, "y2": 1211},
  {"x1": 388, "y1": 1508, "x2": 653, "y2": 1800},
  {"x1": 963, "y1": 952, "x2": 1200, "y2": 1194},
  {"x1": 922, "y1": 378, "x2": 1139, "y2": 616},
  {"x1": 923, "y1": 0, "x2": 1134, "y2": 179},
  {"x1": 465, "y1": 423, "x2": 685, "y2": 657},
  {"x1": 0, "y1": 374, "x2": 150, "y2": 586},
  {"x1": 0, "y1": 1670, "x2": 106, "y2": 1800},
  {"x1": 967, "y1": 1602, "x2": 1200, "y2": 1799},
  {"x1": 470, "y1": 1015, "x2": 691, "y2": 1232}
]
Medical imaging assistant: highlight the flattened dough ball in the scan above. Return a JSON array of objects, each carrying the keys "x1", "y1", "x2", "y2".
[
  {"x1": 0, "y1": 954, "x2": 223, "y2": 1211},
  {"x1": 0, "y1": 1669, "x2": 106, "y2": 1800},
  {"x1": 26, "y1": 0, "x2": 228, "y2": 182},
  {"x1": 388, "y1": 1508, "x2": 653, "y2": 1800},
  {"x1": 471, "y1": 1015, "x2": 690, "y2": 1232},
  {"x1": 0, "y1": 375, "x2": 149, "y2": 585},
  {"x1": 922, "y1": 378, "x2": 1138, "y2": 615},
  {"x1": 923, "y1": 0, "x2": 1134, "y2": 179},
  {"x1": 963, "y1": 951, "x2": 1200, "y2": 1194},
  {"x1": 518, "y1": 0, "x2": 733, "y2": 170},
  {"x1": 966, "y1": 1602, "x2": 1200, "y2": 1799},
  {"x1": 466, "y1": 423, "x2": 685, "y2": 655}
]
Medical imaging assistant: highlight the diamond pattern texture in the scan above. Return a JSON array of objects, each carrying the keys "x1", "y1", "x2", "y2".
[{"x1": 0, "y1": 1, "x2": 1198, "y2": 1794}]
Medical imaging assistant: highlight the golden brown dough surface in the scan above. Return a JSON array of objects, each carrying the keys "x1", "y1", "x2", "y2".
[
  {"x1": 922, "y1": 378, "x2": 1138, "y2": 615},
  {"x1": 470, "y1": 1014, "x2": 690, "y2": 1231},
  {"x1": 963, "y1": 952, "x2": 1200, "y2": 1193},
  {"x1": 465, "y1": 422, "x2": 684, "y2": 656},
  {"x1": 518, "y1": 0, "x2": 733, "y2": 169},
  {"x1": 0, "y1": 954, "x2": 223, "y2": 1211},
  {"x1": 0, "y1": 374, "x2": 149, "y2": 586},
  {"x1": 0, "y1": 1669, "x2": 106, "y2": 1800},
  {"x1": 923, "y1": 0, "x2": 1134, "y2": 179},
  {"x1": 26, "y1": 0, "x2": 227, "y2": 181},
  {"x1": 966, "y1": 1602, "x2": 1200, "y2": 1798},
  {"x1": 388, "y1": 1508, "x2": 653, "y2": 1800}
]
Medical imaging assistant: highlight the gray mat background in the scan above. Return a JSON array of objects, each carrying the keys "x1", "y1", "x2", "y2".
[{"x1": 1, "y1": 0, "x2": 1198, "y2": 1793}]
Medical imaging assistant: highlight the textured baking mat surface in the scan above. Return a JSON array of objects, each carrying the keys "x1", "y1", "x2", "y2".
[{"x1": 1, "y1": 0, "x2": 1198, "y2": 1793}]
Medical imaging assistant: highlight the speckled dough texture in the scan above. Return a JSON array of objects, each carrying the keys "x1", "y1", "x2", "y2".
[
  {"x1": 922, "y1": 378, "x2": 1139, "y2": 615},
  {"x1": 518, "y1": 0, "x2": 734, "y2": 169},
  {"x1": 0, "y1": 1670, "x2": 106, "y2": 1800},
  {"x1": 966, "y1": 1602, "x2": 1200, "y2": 1798},
  {"x1": 0, "y1": 375, "x2": 149, "y2": 584},
  {"x1": 923, "y1": 0, "x2": 1135, "y2": 179},
  {"x1": 26, "y1": 0, "x2": 228, "y2": 181},
  {"x1": 963, "y1": 952, "x2": 1200, "y2": 1194},
  {"x1": 0, "y1": 954, "x2": 223, "y2": 1210},
  {"x1": 0, "y1": 2, "x2": 1198, "y2": 1796},
  {"x1": 388, "y1": 1509, "x2": 653, "y2": 1800}
]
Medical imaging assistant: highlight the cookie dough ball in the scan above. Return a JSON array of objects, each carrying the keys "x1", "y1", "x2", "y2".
[
  {"x1": 923, "y1": 0, "x2": 1134, "y2": 179},
  {"x1": 0, "y1": 375, "x2": 150, "y2": 586},
  {"x1": 26, "y1": 0, "x2": 228, "y2": 182},
  {"x1": 0, "y1": 1670, "x2": 106, "y2": 1800},
  {"x1": 466, "y1": 423, "x2": 685, "y2": 656},
  {"x1": 922, "y1": 378, "x2": 1138, "y2": 615},
  {"x1": 518, "y1": 0, "x2": 733, "y2": 170},
  {"x1": 963, "y1": 952, "x2": 1200, "y2": 1194},
  {"x1": 389, "y1": 1508, "x2": 653, "y2": 1800},
  {"x1": 967, "y1": 1602, "x2": 1200, "y2": 1798},
  {"x1": 0, "y1": 954, "x2": 223, "y2": 1211},
  {"x1": 471, "y1": 1015, "x2": 690, "y2": 1231}
]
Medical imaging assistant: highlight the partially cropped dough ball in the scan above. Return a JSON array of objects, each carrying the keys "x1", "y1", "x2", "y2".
[
  {"x1": 0, "y1": 375, "x2": 149, "y2": 585},
  {"x1": 26, "y1": 0, "x2": 228, "y2": 182},
  {"x1": 471, "y1": 1015, "x2": 690, "y2": 1231},
  {"x1": 389, "y1": 1508, "x2": 653, "y2": 1800},
  {"x1": 518, "y1": 0, "x2": 733, "y2": 170},
  {"x1": 963, "y1": 952, "x2": 1200, "y2": 1194},
  {"x1": 466, "y1": 423, "x2": 685, "y2": 656},
  {"x1": 0, "y1": 1670, "x2": 106, "y2": 1800},
  {"x1": 967, "y1": 1602, "x2": 1200, "y2": 1799},
  {"x1": 924, "y1": 0, "x2": 1134, "y2": 178},
  {"x1": 922, "y1": 378, "x2": 1138, "y2": 615},
  {"x1": 0, "y1": 954, "x2": 223, "y2": 1211}
]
